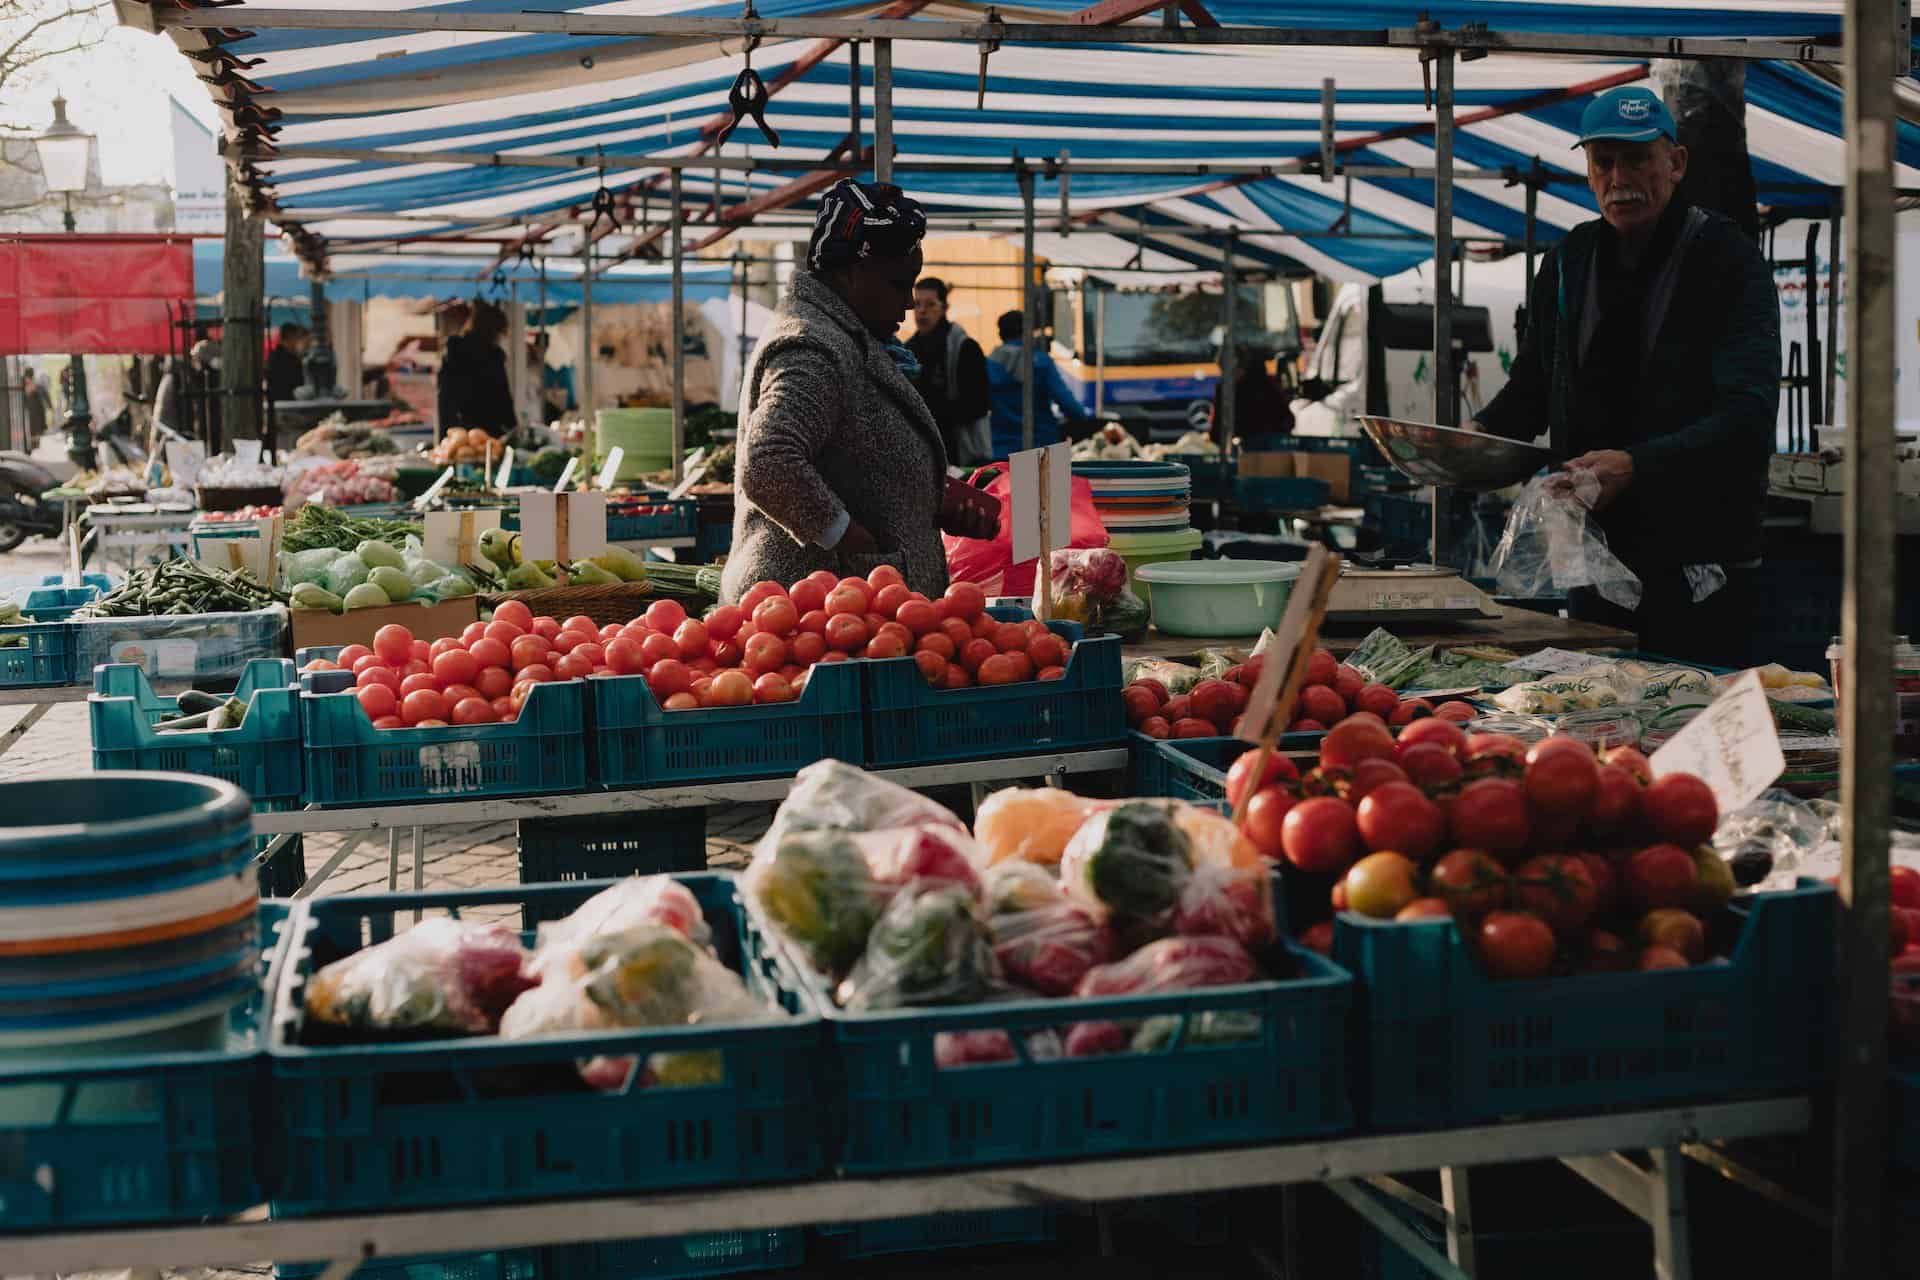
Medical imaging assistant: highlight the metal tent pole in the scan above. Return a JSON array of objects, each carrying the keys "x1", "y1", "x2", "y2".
[
  {"x1": 506, "y1": 282, "x2": 526, "y2": 427},
  {"x1": 873, "y1": 39, "x2": 894, "y2": 183},
  {"x1": 1219, "y1": 230, "x2": 1237, "y2": 448},
  {"x1": 1833, "y1": 0, "x2": 1897, "y2": 1269},
  {"x1": 1520, "y1": 159, "x2": 1541, "y2": 344},
  {"x1": 1823, "y1": 207, "x2": 1842, "y2": 447},
  {"x1": 1430, "y1": 48, "x2": 1457, "y2": 567},
  {"x1": 581, "y1": 247, "x2": 596, "y2": 456},
  {"x1": 1020, "y1": 160, "x2": 1036, "y2": 453},
  {"x1": 1094, "y1": 287, "x2": 1107, "y2": 418},
  {"x1": 671, "y1": 167, "x2": 686, "y2": 486}
]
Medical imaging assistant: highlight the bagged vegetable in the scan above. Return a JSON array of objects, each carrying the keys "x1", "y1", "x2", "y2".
[
  {"x1": 1037, "y1": 547, "x2": 1128, "y2": 616},
  {"x1": 983, "y1": 861, "x2": 1116, "y2": 996},
  {"x1": 1131, "y1": 1010, "x2": 1263, "y2": 1053},
  {"x1": 1121, "y1": 658, "x2": 1203, "y2": 696},
  {"x1": 974, "y1": 786, "x2": 1111, "y2": 866},
  {"x1": 746, "y1": 827, "x2": 888, "y2": 980},
  {"x1": 1059, "y1": 800, "x2": 1194, "y2": 925},
  {"x1": 1173, "y1": 863, "x2": 1278, "y2": 951},
  {"x1": 1173, "y1": 804, "x2": 1266, "y2": 871},
  {"x1": 1097, "y1": 589, "x2": 1151, "y2": 642},
  {"x1": 934, "y1": 1027, "x2": 1064, "y2": 1069},
  {"x1": 533, "y1": 876, "x2": 711, "y2": 958},
  {"x1": 320, "y1": 552, "x2": 370, "y2": 597},
  {"x1": 1073, "y1": 935, "x2": 1258, "y2": 998},
  {"x1": 304, "y1": 918, "x2": 534, "y2": 1036},
  {"x1": 282, "y1": 547, "x2": 339, "y2": 587},
  {"x1": 859, "y1": 823, "x2": 986, "y2": 896},
  {"x1": 763, "y1": 759, "x2": 968, "y2": 846},
  {"x1": 1491, "y1": 664, "x2": 1647, "y2": 715},
  {"x1": 1485, "y1": 474, "x2": 1641, "y2": 612},
  {"x1": 836, "y1": 880, "x2": 999, "y2": 1011}
]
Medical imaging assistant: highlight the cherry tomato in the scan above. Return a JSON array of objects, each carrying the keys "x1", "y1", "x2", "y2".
[
  {"x1": 355, "y1": 684, "x2": 398, "y2": 721},
  {"x1": 647, "y1": 658, "x2": 693, "y2": 700},
  {"x1": 492, "y1": 600, "x2": 534, "y2": 631},
  {"x1": 867, "y1": 563, "x2": 906, "y2": 593},
  {"x1": 468, "y1": 637, "x2": 510, "y2": 670},
  {"x1": 400, "y1": 689, "x2": 447, "y2": 726},
  {"x1": 1479, "y1": 912, "x2": 1557, "y2": 980},
  {"x1": 474, "y1": 666, "x2": 513, "y2": 700},
  {"x1": 754, "y1": 596, "x2": 800, "y2": 638},
  {"x1": 337, "y1": 643, "x2": 374, "y2": 669},
  {"x1": 355, "y1": 666, "x2": 400, "y2": 693},
  {"x1": 373, "y1": 624, "x2": 414, "y2": 667},
  {"x1": 450, "y1": 696, "x2": 496, "y2": 726},
  {"x1": 744, "y1": 632, "x2": 788, "y2": 675}
]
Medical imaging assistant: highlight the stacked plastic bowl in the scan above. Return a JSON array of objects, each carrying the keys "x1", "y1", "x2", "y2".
[
  {"x1": 1070, "y1": 459, "x2": 1203, "y2": 599},
  {"x1": 0, "y1": 773, "x2": 259, "y2": 1095}
]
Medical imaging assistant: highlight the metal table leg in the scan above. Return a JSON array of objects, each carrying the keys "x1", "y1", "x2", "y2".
[
  {"x1": 413, "y1": 825, "x2": 425, "y2": 921},
  {"x1": 1326, "y1": 1179, "x2": 1472, "y2": 1280},
  {"x1": 1650, "y1": 1145, "x2": 1692, "y2": 1280},
  {"x1": 1440, "y1": 1166, "x2": 1477, "y2": 1276},
  {"x1": 293, "y1": 832, "x2": 371, "y2": 899},
  {"x1": 0, "y1": 701, "x2": 51, "y2": 763},
  {"x1": 387, "y1": 828, "x2": 401, "y2": 892}
]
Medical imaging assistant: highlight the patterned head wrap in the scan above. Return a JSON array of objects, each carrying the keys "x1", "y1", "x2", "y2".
[{"x1": 807, "y1": 178, "x2": 927, "y2": 273}]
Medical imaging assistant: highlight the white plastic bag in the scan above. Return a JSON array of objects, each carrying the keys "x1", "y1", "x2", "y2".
[{"x1": 1487, "y1": 475, "x2": 1641, "y2": 611}]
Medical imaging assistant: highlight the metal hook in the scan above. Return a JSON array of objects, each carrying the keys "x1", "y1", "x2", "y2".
[{"x1": 977, "y1": 6, "x2": 1003, "y2": 110}]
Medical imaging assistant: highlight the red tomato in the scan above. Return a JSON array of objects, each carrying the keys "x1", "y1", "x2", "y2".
[
  {"x1": 662, "y1": 692, "x2": 700, "y2": 711},
  {"x1": 1299, "y1": 685, "x2": 1347, "y2": 726},
  {"x1": 492, "y1": 600, "x2": 534, "y2": 631},
  {"x1": 492, "y1": 696, "x2": 517, "y2": 722},
  {"x1": 441, "y1": 683, "x2": 481, "y2": 705},
  {"x1": 740, "y1": 581, "x2": 787, "y2": 615},
  {"x1": 915, "y1": 632, "x2": 956, "y2": 662},
  {"x1": 469, "y1": 637, "x2": 510, "y2": 670},
  {"x1": 710, "y1": 639, "x2": 744, "y2": 668},
  {"x1": 372, "y1": 716, "x2": 405, "y2": 730},
  {"x1": 744, "y1": 632, "x2": 788, "y2": 675},
  {"x1": 373, "y1": 624, "x2": 414, "y2": 667},
  {"x1": 1512, "y1": 853, "x2": 1599, "y2": 934},
  {"x1": 428, "y1": 637, "x2": 463, "y2": 661},
  {"x1": 474, "y1": 666, "x2": 513, "y2": 700},
  {"x1": 481, "y1": 621, "x2": 522, "y2": 648},
  {"x1": 1523, "y1": 736, "x2": 1600, "y2": 820},
  {"x1": 399, "y1": 672, "x2": 440, "y2": 698},
  {"x1": 516, "y1": 663, "x2": 554, "y2": 685},
  {"x1": 867, "y1": 563, "x2": 906, "y2": 592},
  {"x1": 754, "y1": 596, "x2": 800, "y2": 638},
  {"x1": 641, "y1": 600, "x2": 687, "y2": 634},
  {"x1": 1002, "y1": 651, "x2": 1036, "y2": 682},
  {"x1": 1240, "y1": 785, "x2": 1297, "y2": 859},
  {"x1": 688, "y1": 656, "x2": 718, "y2": 675},
  {"x1": 551, "y1": 653, "x2": 591, "y2": 681},
  {"x1": 1398, "y1": 717, "x2": 1467, "y2": 758},
  {"x1": 1356, "y1": 781, "x2": 1445, "y2": 858},
  {"x1": 1170, "y1": 716, "x2": 1216, "y2": 738},
  {"x1": 550, "y1": 630, "x2": 589, "y2": 655},
  {"x1": 1027, "y1": 632, "x2": 1068, "y2": 671},
  {"x1": 1226, "y1": 748, "x2": 1302, "y2": 810},
  {"x1": 555, "y1": 615, "x2": 592, "y2": 639},
  {"x1": 872, "y1": 583, "x2": 912, "y2": 620},
  {"x1": 409, "y1": 639, "x2": 431, "y2": 663},
  {"x1": 914, "y1": 651, "x2": 948, "y2": 685},
  {"x1": 862, "y1": 611, "x2": 889, "y2": 638},
  {"x1": 752, "y1": 672, "x2": 795, "y2": 704},
  {"x1": 1137, "y1": 714, "x2": 1170, "y2": 739},
  {"x1": 866, "y1": 631, "x2": 908, "y2": 660},
  {"x1": 647, "y1": 659, "x2": 693, "y2": 700},
  {"x1": 836, "y1": 578, "x2": 876, "y2": 611},
  {"x1": 940, "y1": 617, "x2": 975, "y2": 651},
  {"x1": 640, "y1": 632, "x2": 680, "y2": 667},
  {"x1": 1431, "y1": 849, "x2": 1509, "y2": 917},
  {"x1": 791, "y1": 631, "x2": 827, "y2": 666},
  {"x1": 1479, "y1": 912, "x2": 1557, "y2": 979},
  {"x1": 783, "y1": 578, "x2": 825, "y2": 616},
  {"x1": 461, "y1": 622, "x2": 490, "y2": 646},
  {"x1": 1588, "y1": 766, "x2": 1642, "y2": 835},
  {"x1": 976, "y1": 653, "x2": 1020, "y2": 685},
  {"x1": 1449, "y1": 778, "x2": 1531, "y2": 860},
  {"x1": 573, "y1": 642, "x2": 606, "y2": 669},
  {"x1": 673, "y1": 618, "x2": 708, "y2": 658},
  {"x1": 530, "y1": 616, "x2": 562, "y2": 641},
  {"x1": 355, "y1": 684, "x2": 398, "y2": 721},
  {"x1": 509, "y1": 635, "x2": 548, "y2": 671},
  {"x1": 708, "y1": 669, "x2": 754, "y2": 707},
  {"x1": 337, "y1": 643, "x2": 374, "y2": 669},
  {"x1": 401, "y1": 659, "x2": 430, "y2": 680},
  {"x1": 824, "y1": 613, "x2": 869, "y2": 653},
  {"x1": 875, "y1": 620, "x2": 913, "y2": 651},
  {"x1": 1320, "y1": 716, "x2": 1396, "y2": 770},
  {"x1": 355, "y1": 666, "x2": 400, "y2": 693},
  {"x1": 400, "y1": 689, "x2": 447, "y2": 726},
  {"x1": 1433, "y1": 701, "x2": 1477, "y2": 724},
  {"x1": 820, "y1": 584, "x2": 861, "y2": 617},
  {"x1": 1397, "y1": 742, "x2": 1463, "y2": 790},
  {"x1": 1122, "y1": 685, "x2": 1160, "y2": 727},
  {"x1": 510, "y1": 679, "x2": 540, "y2": 709},
  {"x1": 943, "y1": 581, "x2": 986, "y2": 619},
  {"x1": 940, "y1": 664, "x2": 971, "y2": 690},
  {"x1": 790, "y1": 609, "x2": 826, "y2": 637},
  {"x1": 1642, "y1": 773, "x2": 1718, "y2": 846},
  {"x1": 1624, "y1": 843, "x2": 1698, "y2": 911},
  {"x1": 959, "y1": 637, "x2": 996, "y2": 674},
  {"x1": 1280, "y1": 796, "x2": 1361, "y2": 874},
  {"x1": 450, "y1": 696, "x2": 496, "y2": 726},
  {"x1": 895, "y1": 600, "x2": 939, "y2": 636},
  {"x1": 1600, "y1": 744, "x2": 1654, "y2": 784},
  {"x1": 351, "y1": 654, "x2": 386, "y2": 678},
  {"x1": 599, "y1": 625, "x2": 622, "y2": 644},
  {"x1": 432, "y1": 649, "x2": 480, "y2": 688}
]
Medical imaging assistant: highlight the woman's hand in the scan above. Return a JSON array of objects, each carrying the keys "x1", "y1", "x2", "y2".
[{"x1": 939, "y1": 478, "x2": 1001, "y2": 540}]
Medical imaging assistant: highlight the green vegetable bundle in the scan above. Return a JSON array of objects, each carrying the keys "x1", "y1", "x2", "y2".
[
  {"x1": 74, "y1": 561, "x2": 285, "y2": 617},
  {"x1": 282, "y1": 503, "x2": 423, "y2": 553}
]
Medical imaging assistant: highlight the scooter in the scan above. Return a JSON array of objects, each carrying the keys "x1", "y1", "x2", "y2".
[{"x1": 0, "y1": 451, "x2": 68, "y2": 553}]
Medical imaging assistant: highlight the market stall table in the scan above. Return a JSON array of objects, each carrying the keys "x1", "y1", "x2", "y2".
[
  {"x1": 87, "y1": 506, "x2": 196, "y2": 573},
  {"x1": 1122, "y1": 606, "x2": 1637, "y2": 663}
]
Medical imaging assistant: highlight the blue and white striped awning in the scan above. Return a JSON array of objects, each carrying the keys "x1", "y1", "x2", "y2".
[{"x1": 136, "y1": 0, "x2": 1920, "y2": 280}]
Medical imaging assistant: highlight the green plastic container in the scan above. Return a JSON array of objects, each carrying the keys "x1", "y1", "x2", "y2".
[
  {"x1": 596, "y1": 408, "x2": 674, "y2": 480},
  {"x1": 1135, "y1": 560, "x2": 1300, "y2": 637},
  {"x1": 1106, "y1": 527, "x2": 1202, "y2": 602}
]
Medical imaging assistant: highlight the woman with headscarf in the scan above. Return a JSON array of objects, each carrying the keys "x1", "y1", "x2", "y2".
[
  {"x1": 722, "y1": 180, "x2": 997, "y2": 603},
  {"x1": 436, "y1": 299, "x2": 516, "y2": 438}
]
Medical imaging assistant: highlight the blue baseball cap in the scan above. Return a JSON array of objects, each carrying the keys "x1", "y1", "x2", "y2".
[{"x1": 1574, "y1": 86, "x2": 1678, "y2": 147}]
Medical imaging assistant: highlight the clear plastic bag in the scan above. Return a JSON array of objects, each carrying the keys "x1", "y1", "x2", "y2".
[
  {"x1": 974, "y1": 786, "x2": 1112, "y2": 866},
  {"x1": 1173, "y1": 862, "x2": 1278, "y2": 951},
  {"x1": 859, "y1": 823, "x2": 987, "y2": 896},
  {"x1": 1036, "y1": 547, "x2": 1129, "y2": 617},
  {"x1": 532, "y1": 876, "x2": 711, "y2": 961},
  {"x1": 761, "y1": 759, "x2": 968, "y2": 846},
  {"x1": 983, "y1": 861, "x2": 1116, "y2": 997},
  {"x1": 1487, "y1": 474, "x2": 1641, "y2": 611},
  {"x1": 1059, "y1": 800, "x2": 1195, "y2": 926},
  {"x1": 835, "y1": 880, "x2": 1000, "y2": 1011},
  {"x1": 1073, "y1": 935, "x2": 1257, "y2": 998},
  {"x1": 745, "y1": 826, "x2": 890, "y2": 981},
  {"x1": 304, "y1": 917, "x2": 534, "y2": 1036},
  {"x1": 282, "y1": 547, "x2": 338, "y2": 587}
]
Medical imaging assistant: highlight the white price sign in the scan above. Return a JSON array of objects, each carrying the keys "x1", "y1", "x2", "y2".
[
  {"x1": 1648, "y1": 670, "x2": 1786, "y2": 814},
  {"x1": 1008, "y1": 442, "x2": 1071, "y2": 565},
  {"x1": 423, "y1": 508, "x2": 502, "y2": 568},
  {"x1": 518, "y1": 491, "x2": 607, "y2": 563}
]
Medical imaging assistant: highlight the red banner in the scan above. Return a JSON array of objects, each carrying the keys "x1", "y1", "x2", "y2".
[{"x1": 0, "y1": 235, "x2": 194, "y2": 355}]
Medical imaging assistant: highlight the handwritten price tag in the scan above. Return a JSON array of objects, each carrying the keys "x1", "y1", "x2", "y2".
[{"x1": 1648, "y1": 669, "x2": 1785, "y2": 813}]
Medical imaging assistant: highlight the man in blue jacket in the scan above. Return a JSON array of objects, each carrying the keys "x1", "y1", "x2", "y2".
[
  {"x1": 1471, "y1": 86, "x2": 1779, "y2": 665},
  {"x1": 985, "y1": 310, "x2": 1095, "y2": 459}
]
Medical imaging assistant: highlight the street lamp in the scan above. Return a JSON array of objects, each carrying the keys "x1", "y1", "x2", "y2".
[{"x1": 34, "y1": 94, "x2": 92, "y2": 233}]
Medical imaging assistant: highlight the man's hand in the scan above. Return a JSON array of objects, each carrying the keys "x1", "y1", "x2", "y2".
[{"x1": 1555, "y1": 449, "x2": 1635, "y2": 511}]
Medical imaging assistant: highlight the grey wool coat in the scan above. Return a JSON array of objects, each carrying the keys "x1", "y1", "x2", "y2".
[{"x1": 721, "y1": 271, "x2": 952, "y2": 604}]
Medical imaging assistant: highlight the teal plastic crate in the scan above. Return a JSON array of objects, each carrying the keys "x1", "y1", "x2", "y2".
[
  {"x1": 90, "y1": 658, "x2": 303, "y2": 806},
  {"x1": 0, "y1": 617, "x2": 73, "y2": 688},
  {"x1": 72, "y1": 607, "x2": 290, "y2": 685},
  {"x1": 1332, "y1": 880, "x2": 1836, "y2": 1130},
  {"x1": 516, "y1": 809, "x2": 708, "y2": 928},
  {"x1": 0, "y1": 902, "x2": 290, "y2": 1230},
  {"x1": 608, "y1": 500, "x2": 698, "y2": 543},
  {"x1": 299, "y1": 678, "x2": 588, "y2": 805},
  {"x1": 589, "y1": 658, "x2": 862, "y2": 789},
  {"x1": 21, "y1": 584, "x2": 100, "y2": 622},
  {"x1": 816, "y1": 942, "x2": 1352, "y2": 1175},
  {"x1": 1233, "y1": 476, "x2": 1330, "y2": 512},
  {"x1": 268, "y1": 875, "x2": 826, "y2": 1215},
  {"x1": 1128, "y1": 732, "x2": 1327, "y2": 803},
  {"x1": 551, "y1": 1230, "x2": 804, "y2": 1280},
  {"x1": 863, "y1": 623, "x2": 1124, "y2": 768},
  {"x1": 814, "y1": 1210, "x2": 1057, "y2": 1260},
  {"x1": 275, "y1": 1250, "x2": 544, "y2": 1280}
]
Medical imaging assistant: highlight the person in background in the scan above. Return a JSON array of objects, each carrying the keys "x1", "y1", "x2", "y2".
[
  {"x1": 1468, "y1": 85, "x2": 1778, "y2": 666},
  {"x1": 20, "y1": 368, "x2": 51, "y2": 448},
  {"x1": 152, "y1": 341, "x2": 221, "y2": 443},
  {"x1": 1212, "y1": 344, "x2": 1293, "y2": 448},
  {"x1": 436, "y1": 300, "x2": 516, "y2": 439},
  {"x1": 723, "y1": 179, "x2": 995, "y2": 603},
  {"x1": 522, "y1": 332, "x2": 577, "y2": 425},
  {"x1": 984, "y1": 310, "x2": 1094, "y2": 459},
  {"x1": 906, "y1": 277, "x2": 992, "y2": 466},
  {"x1": 266, "y1": 323, "x2": 311, "y2": 403}
]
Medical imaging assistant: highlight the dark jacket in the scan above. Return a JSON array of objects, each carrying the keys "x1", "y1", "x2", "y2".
[
  {"x1": 266, "y1": 345, "x2": 305, "y2": 404},
  {"x1": 723, "y1": 272, "x2": 952, "y2": 602},
  {"x1": 436, "y1": 333, "x2": 515, "y2": 435},
  {"x1": 1477, "y1": 204, "x2": 1778, "y2": 572},
  {"x1": 985, "y1": 342, "x2": 1090, "y2": 459},
  {"x1": 907, "y1": 320, "x2": 990, "y2": 456}
]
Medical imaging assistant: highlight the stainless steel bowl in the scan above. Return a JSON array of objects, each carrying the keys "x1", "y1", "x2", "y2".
[{"x1": 1357, "y1": 416, "x2": 1554, "y2": 491}]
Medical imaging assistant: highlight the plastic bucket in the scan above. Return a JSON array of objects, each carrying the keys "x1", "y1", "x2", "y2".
[
  {"x1": 1107, "y1": 527, "x2": 1202, "y2": 602},
  {"x1": 1135, "y1": 560, "x2": 1301, "y2": 637}
]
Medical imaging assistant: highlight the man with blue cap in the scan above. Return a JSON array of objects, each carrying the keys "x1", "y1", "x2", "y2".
[{"x1": 1471, "y1": 85, "x2": 1778, "y2": 666}]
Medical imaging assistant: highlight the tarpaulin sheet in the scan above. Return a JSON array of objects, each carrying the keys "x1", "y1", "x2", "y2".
[{"x1": 0, "y1": 236, "x2": 194, "y2": 355}]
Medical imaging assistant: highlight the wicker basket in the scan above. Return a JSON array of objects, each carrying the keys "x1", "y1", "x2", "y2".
[{"x1": 480, "y1": 581, "x2": 655, "y2": 628}]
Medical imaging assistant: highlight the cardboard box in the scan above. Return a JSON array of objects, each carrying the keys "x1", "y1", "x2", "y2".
[
  {"x1": 289, "y1": 597, "x2": 480, "y2": 654},
  {"x1": 1239, "y1": 452, "x2": 1295, "y2": 478},
  {"x1": 1292, "y1": 451, "x2": 1352, "y2": 503}
]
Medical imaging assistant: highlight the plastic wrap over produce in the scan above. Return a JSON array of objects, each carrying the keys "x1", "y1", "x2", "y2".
[
  {"x1": 837, "y1": 880, "x2": 1000, "y2": 1011},
  {"x1": 304, "y1": 917, "x2": 535, "y2": 1035},
  {"x1": 1037, "y1": 547, "x2": 1149, "y2": 641},
  {"x1": 974, "y1": 786, "x2": 1114, "y2": 866},
  {"x1": 1486, "y1": 474, "x2": 1641, "y2": 611},
  {"x1": 1060, "y1": 800, "x2": 1196, "y2": 927},
  {"x1": 983, "y1": 861, "x2": 1116, "y2": 996}
]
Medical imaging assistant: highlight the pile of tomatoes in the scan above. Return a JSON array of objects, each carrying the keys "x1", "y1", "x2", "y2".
[
  {"x1": 1123, "y1": 646, "x2": 1460, "y2": 741},
  {"x1": 1228, "y1": 711, "x2": 1736, "y2": 980},
  {"x1": 301, "y1": 563, "x2": 1079, "y2": 727}
]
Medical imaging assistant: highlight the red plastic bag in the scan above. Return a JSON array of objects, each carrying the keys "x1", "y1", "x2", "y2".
[{"x1": 942, "y1": 462, "x2": 1109, "y2": 596}]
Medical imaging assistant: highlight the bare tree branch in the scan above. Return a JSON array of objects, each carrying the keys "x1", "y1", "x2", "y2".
[{"x1": 0, "y1": 0, "x2": 109, "y2": 108}]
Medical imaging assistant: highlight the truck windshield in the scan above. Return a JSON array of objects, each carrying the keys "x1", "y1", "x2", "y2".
[{"x1": 1075, "y1": 284, "x2": 1298, "y2": 365}]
